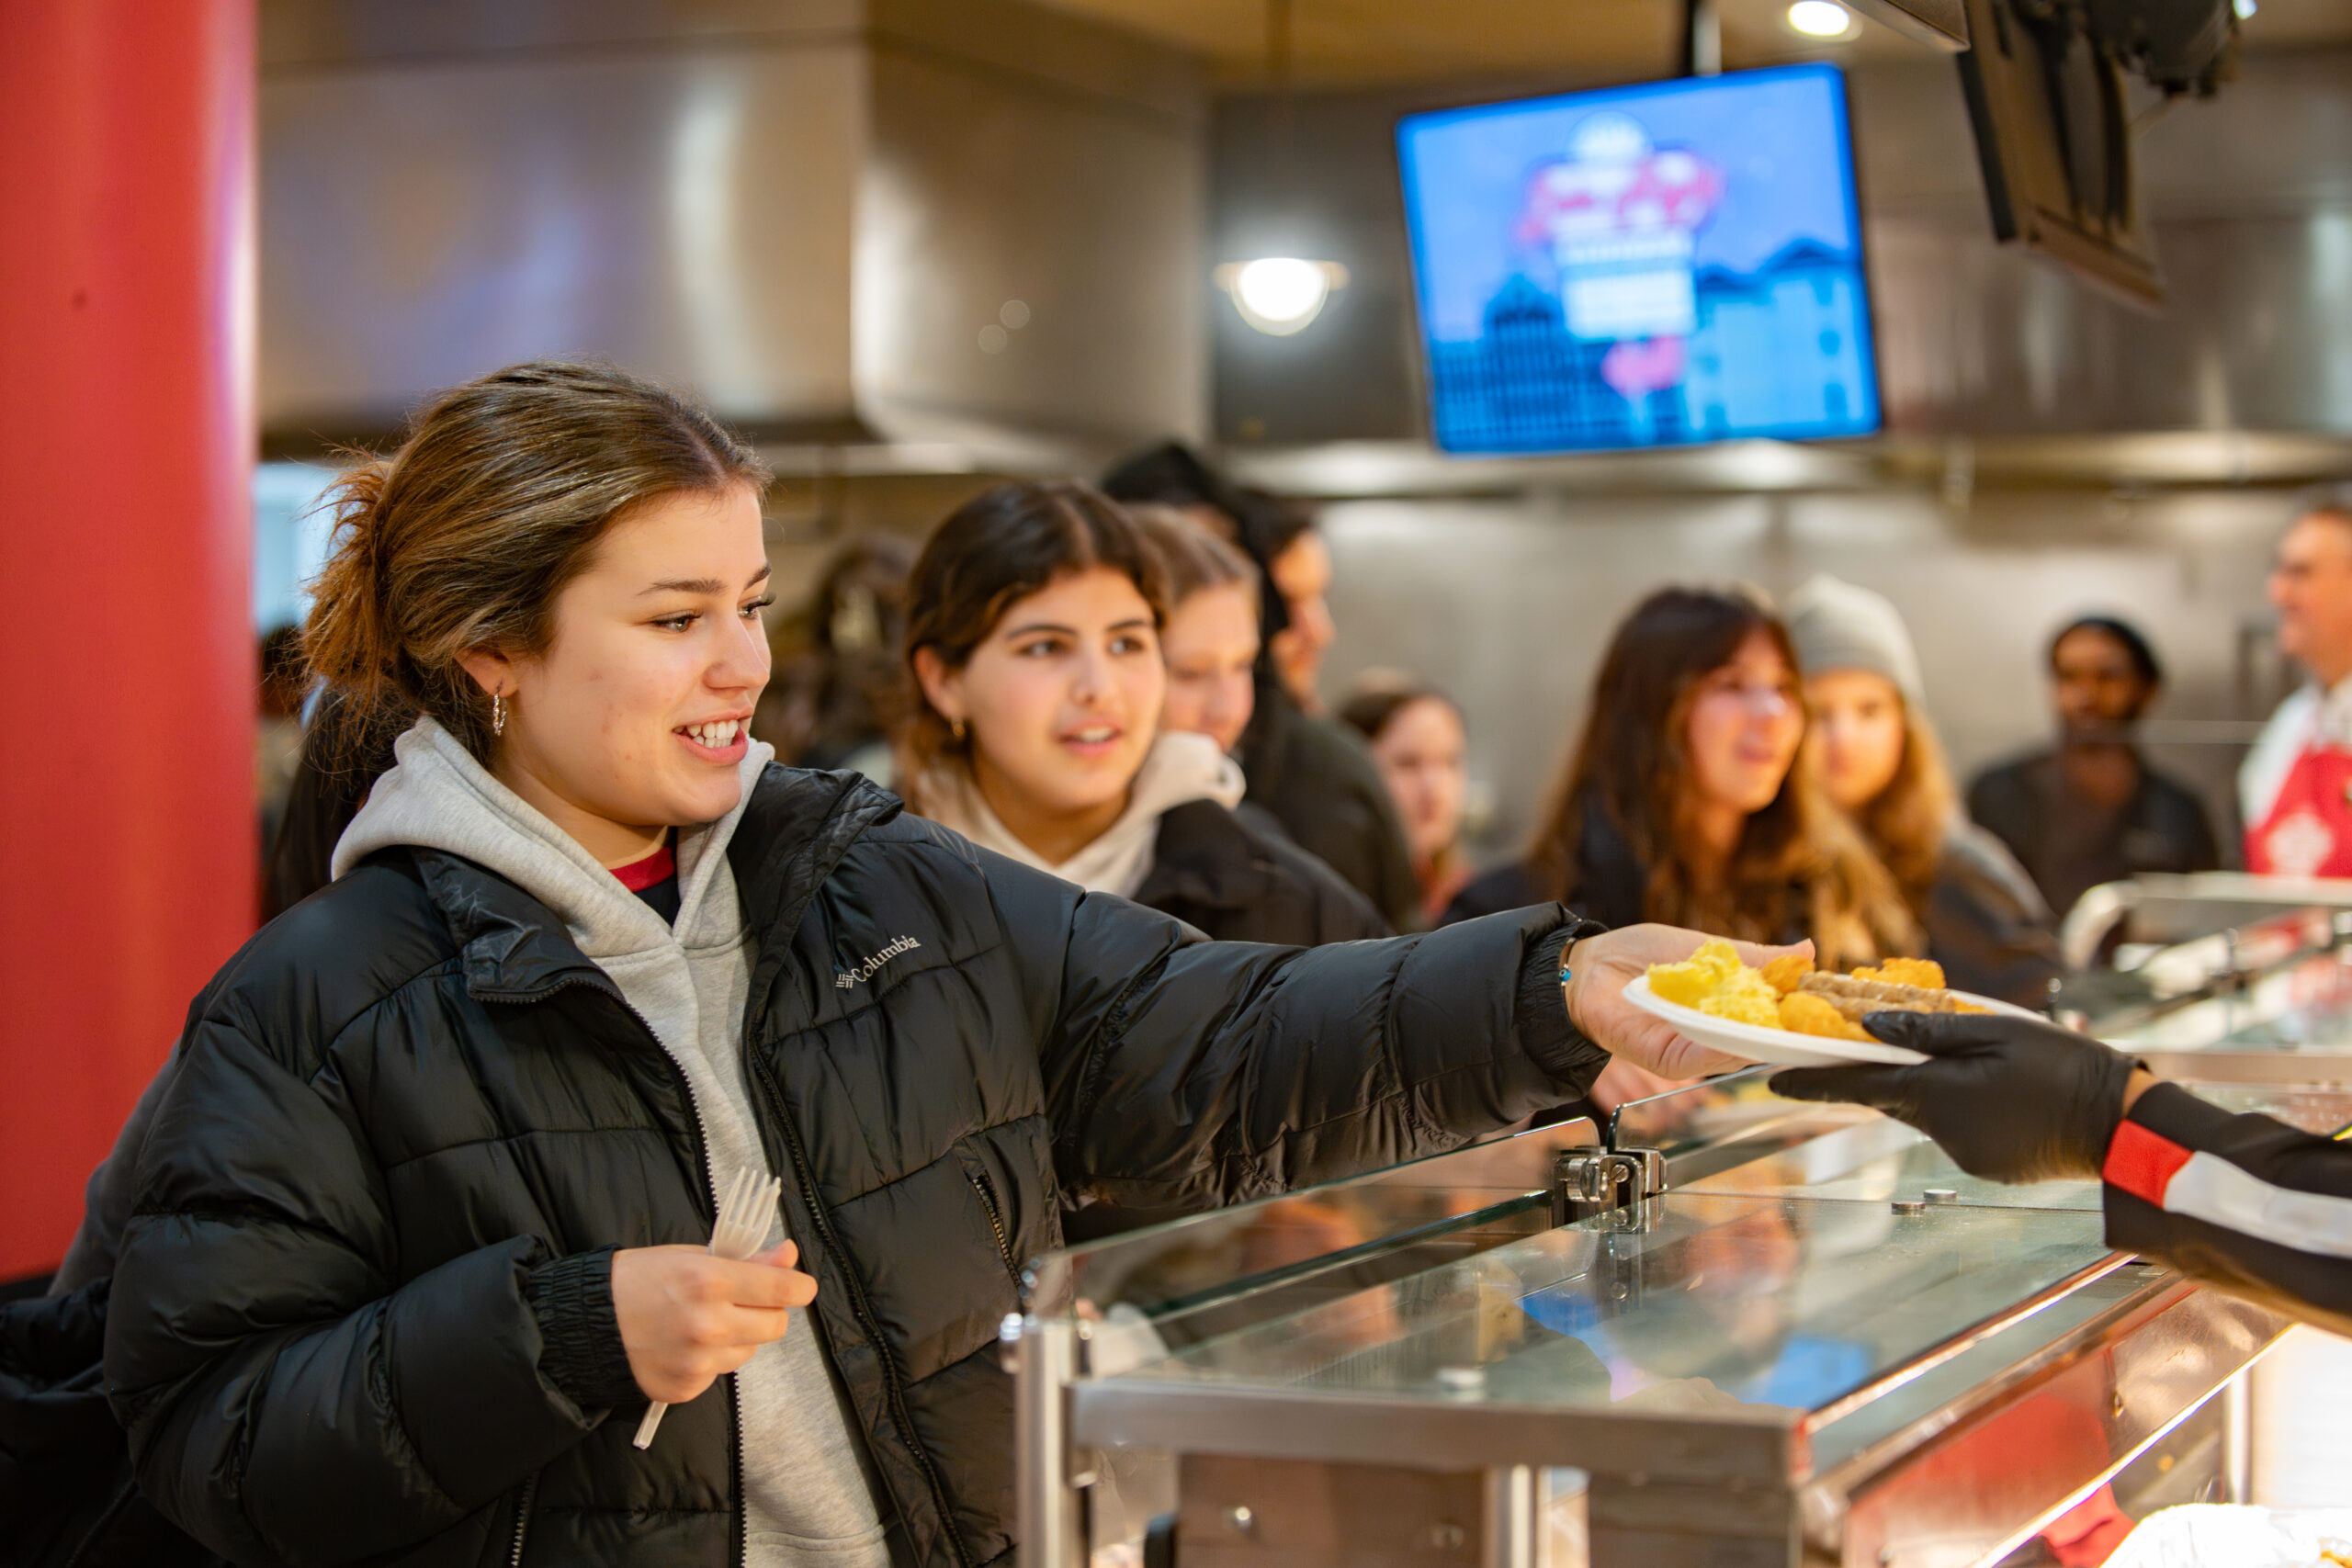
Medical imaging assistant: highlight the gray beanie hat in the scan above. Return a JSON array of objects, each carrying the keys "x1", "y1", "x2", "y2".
[{"x1": 1783, "y1": 575, "x2": 1925, "y2": 702}]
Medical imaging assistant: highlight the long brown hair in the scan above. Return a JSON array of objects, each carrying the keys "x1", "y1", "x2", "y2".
[
  {"x1": 897, "y1": 481, "x2": 1169, "y2": 803},
  {"x1": 303, "y1": 359, "x2": 771, "y2": 763},
  {"x1": 1528, "y1": 587, "x2": 1915, "y2": 966},
  {"x1": 1840, "y1": 700, "x2": 1957, "y2": 913}
]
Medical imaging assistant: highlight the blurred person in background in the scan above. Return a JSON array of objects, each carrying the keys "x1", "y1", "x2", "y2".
[
  {"x1": 260, "y1": 688, "x2": 401, "y2": 922},
  {"x1": 749, "y1": 533, "x2": 913, "y2": 784},
  {"x1": 1784, "y1": 577, "x2": 2062, "y2": 1010},
  {"x1": 1103, "y1": 442, "x2": 1419, "y2": 929},
  {"x1": 2240, "y1": 488, "x2": 2352, "y2": 877},
  {"x1": 1130, "y1": 504, "x2": 1261, "y2": 758},
  {"x1": 1445, "y1": 586, "x2": 1912, "y2": 964},
  {"x1": 254, "y1": 624, "x2": 307, "y2": 870},
  {"x1": 1341, "y1": 674, "x2": 1474, "y2": 930},
  {"x1": 1969, "y1": 614, "x2": 2219, "y2": 919},
  {"x1": 900, "y1": 480, "x2": 1385, "y2": 945},
  {"x1": 1257, "y1": 498, "x2": 1337, "y2": 714}
]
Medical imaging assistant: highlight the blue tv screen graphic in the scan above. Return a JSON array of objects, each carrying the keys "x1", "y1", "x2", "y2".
[{"x1": 1397, "y1": 63, "x2": 1882, "y2": 455}]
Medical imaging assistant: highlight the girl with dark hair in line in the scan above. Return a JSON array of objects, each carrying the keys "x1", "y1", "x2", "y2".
[
  {"x1": 899, "y1": 482, "x2": 1385, "y2": 946},
  {"x1": 102, "y1": 364, "x2": 1743, "y2": 1568},
  {"x1": 1445, "y1": 585, "x2": 1912, "y2": 965}
]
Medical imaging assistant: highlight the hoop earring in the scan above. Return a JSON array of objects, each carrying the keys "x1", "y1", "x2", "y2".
[
  {"x1": 950, "y1": 718, "x2": 967, "y2": 744},
  {"x1": 492, "y1": 692, "x2": 506, "y2": 737}
]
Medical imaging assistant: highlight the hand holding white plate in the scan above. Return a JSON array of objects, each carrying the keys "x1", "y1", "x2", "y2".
[{"x1": 1622, "y1": 974, "x2": 2042, "y2": 1069}]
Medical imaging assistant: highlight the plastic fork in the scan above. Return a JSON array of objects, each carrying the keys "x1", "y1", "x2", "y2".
[{"x1": 633, "y1": 1165, "x2": 785, "y2": 1450}]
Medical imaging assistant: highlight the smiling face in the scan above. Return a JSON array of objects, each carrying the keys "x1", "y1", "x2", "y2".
[
  {"x1": 457, "y1": 483, "x2": 773, "y2": 865},
  {"x1": 1683, "y1": 628, "x2": 1804, "y2": 818},
  {"x1": 1159, "y1": 581, "x2": 1261, "y2": 754},
  {"x1": 915, "y1": 566, "x2": 1165, "y2": 855},
  {"x1": 1805, "y1": 668, "x2": 1908, "y2": 814},
  {"x1": 1369, "y1": 696, "x2": 1468, "y2": 867}
]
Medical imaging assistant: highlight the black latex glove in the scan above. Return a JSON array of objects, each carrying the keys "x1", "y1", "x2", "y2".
[{"x1": 1767, "y1": 1010, "x2": 2142, "y2": 1185}]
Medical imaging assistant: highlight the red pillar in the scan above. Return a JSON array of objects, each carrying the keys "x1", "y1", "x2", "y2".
[{"x1": 0, "y1": 0, "x2": 257, "y2": 1280}]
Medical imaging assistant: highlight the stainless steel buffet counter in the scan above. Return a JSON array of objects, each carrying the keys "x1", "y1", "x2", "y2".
[
  {"x1": 1006, "y1": 881, "x2": 2352, "y2": 1568},
  {"x1": 1009, "y1": 1079, "x2": 2346, "y2": 1568}
]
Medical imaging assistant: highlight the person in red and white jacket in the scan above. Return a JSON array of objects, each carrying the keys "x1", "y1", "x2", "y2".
[
  {"x1": 1772, "y1": 1012, "x2": 2352, "y2": 1338},
  {"x1": 2242, "y1": 489, "x2": 2352, "y2": 878}
]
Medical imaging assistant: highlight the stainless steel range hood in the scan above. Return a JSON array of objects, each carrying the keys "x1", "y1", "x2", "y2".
[{"x1": 259, "y1": 0, "x2": 1209, "y2": 464}]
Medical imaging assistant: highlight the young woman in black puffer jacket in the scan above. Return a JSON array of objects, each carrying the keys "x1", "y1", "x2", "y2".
[
  {"x1": 896, "y1": 481, "x2": 1385, "y2": 949},
  {"x1": 103, "y1": 362, "x2": 1750, "y2": 1568}
]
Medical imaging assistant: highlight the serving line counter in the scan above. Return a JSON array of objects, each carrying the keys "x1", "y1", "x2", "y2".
[
  {"x1": 2054, "y1": 875, "x2": 2352, "y2": 1095},
  {"x1": 1005, "y1": 1065, "x2": 2349, "y2": 1568}
]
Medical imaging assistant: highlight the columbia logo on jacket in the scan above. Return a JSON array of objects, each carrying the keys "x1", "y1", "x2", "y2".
[{"x1": 837, "y1": 935, "x2": 922, "y2": 988}]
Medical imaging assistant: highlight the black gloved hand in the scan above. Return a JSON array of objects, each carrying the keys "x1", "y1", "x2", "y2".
[{"x1": 1767, "y1": 1010, "x2": 2141, "y2": 1185}]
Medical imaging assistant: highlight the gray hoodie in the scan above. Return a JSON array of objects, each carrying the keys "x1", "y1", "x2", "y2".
[{"x1": 334, "y1": 718, "x2": 888, "y2": 1568}]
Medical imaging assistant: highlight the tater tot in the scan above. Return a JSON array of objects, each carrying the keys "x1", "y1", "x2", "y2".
[{"x1": 1777, "y1": 992, "x2": 1871, "y2": 1043}]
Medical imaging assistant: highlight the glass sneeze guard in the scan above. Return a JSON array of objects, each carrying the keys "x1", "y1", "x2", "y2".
[{"x1": 1014, "y1": 1077, "x2": 2309, "y2": 1567}]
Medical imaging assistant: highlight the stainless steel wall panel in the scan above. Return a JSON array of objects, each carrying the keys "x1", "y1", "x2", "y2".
[
  {"x1": 1869, "y1": 211, "x2": 2352, "y2": 434},
  {"x1": 260, "y1": 0, "x2": 864, "y2": 70},
  {"x1": 257, "y1": 0, "x2": 1207, "y2": 446},
  {"x1": 855, "y1": 43, "x2": 1206, "y2": 446},
  {"x1": 1209, "y1": 48, "x2": 2352, "y2": 443},
  {"x1": 262, "y1": 42, "x2": 867, "y2": 433}
]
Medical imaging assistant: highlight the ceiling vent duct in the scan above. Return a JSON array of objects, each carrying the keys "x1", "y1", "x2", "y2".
[{"x1": 260, "y1": 0, "x2": 1209, "y2": 467}]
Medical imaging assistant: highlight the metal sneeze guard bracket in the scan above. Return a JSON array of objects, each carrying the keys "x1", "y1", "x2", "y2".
[{"x1": 1550, "y1": 1146, "x2": 1667, "y2": 1229}]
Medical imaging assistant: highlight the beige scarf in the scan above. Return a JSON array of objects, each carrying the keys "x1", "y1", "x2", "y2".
[{"x1": 914, "y1": 730, "x2": 1244, "y2": 896}]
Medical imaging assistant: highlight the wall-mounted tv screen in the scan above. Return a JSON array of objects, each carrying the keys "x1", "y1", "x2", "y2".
[{"x1": 1397, "y1": 62, "x2": 1882, "y2": 455}]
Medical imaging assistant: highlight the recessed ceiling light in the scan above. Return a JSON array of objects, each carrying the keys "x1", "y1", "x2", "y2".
[
  {"x1": 1788, "y1": 0, "x2": 1857, "y2": 37},
  {"x1": 1214, "y1": 257, "x2": 1351, "y2": 336}
]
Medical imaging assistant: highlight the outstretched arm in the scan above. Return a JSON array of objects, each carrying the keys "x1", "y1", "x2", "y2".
[{"x1": 983, "y1": 851, "x2": 1756, "y2": 1210}]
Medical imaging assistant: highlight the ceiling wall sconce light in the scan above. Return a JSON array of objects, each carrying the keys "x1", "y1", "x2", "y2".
[
  {"x1": 1787, "y1": 1, "x2": 1859, "y2": 36},
  {"x1": 1215, "y1": 256, "x2": 1350, "y2": 336}
]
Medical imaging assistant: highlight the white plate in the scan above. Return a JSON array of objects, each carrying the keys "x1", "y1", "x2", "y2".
[{"x1": 1622, "y1": 974, "x2": 2042, "y2": 1068}]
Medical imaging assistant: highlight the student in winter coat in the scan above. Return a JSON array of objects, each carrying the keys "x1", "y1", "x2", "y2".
[
  {"x1": 102, "y1": 362, "x2": 1745, "y2": 1568},
  {"x1": 1443, "y1": 587, "x2": 1909, "y2": 1112},
  {"x1": 1783, "y1": 577, "x2": 2064, "y2": 1010},
  {"x1": 1444, "y1": 586, "x2": 1913, "y2": 972},
  {"x1": 898, "y1": 482, "x2": 1386, "y2": 947},
  {"x1": 1102, "y1": 443, "x2": 1419, "y2": 930}
]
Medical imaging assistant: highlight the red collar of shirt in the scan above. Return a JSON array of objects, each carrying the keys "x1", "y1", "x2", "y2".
[{"x1": 611, "y1": 836, "x2": 677, "y2": 892}]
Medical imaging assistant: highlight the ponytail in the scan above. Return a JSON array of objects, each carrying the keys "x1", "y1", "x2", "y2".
[{"x1": 300, "y1": 457, "x2": 417, "y2": 763}]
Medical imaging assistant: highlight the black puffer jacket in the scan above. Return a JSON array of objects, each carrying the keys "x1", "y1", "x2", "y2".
[
  {"x1": 1236, "y1": 681, "x2": 1420, "y2": 932},
  {"x1": 1134, "y1": 798, "x2": 1389, "y2": 944},
  {"x1": 107, "y1": 768, "x2": 1600, "y2": 1568}
]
